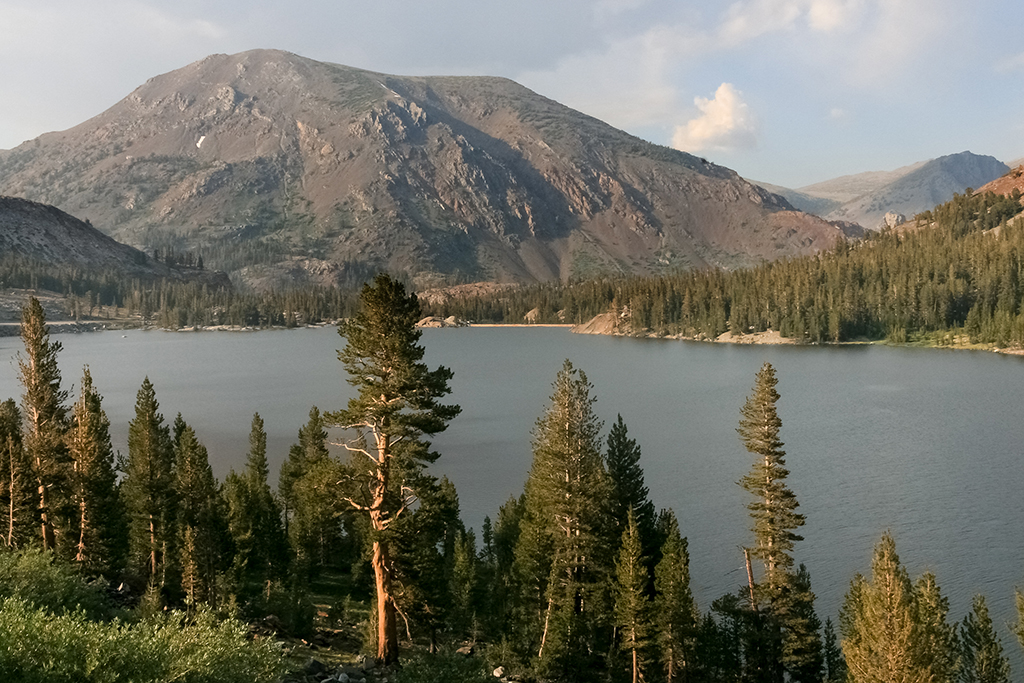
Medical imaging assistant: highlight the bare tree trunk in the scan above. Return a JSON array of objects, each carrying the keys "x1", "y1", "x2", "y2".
[
  {"x1": 7, "y1": 440, "x2": 16, "y2": 548},
  {"x1": 371, "y1": 531, "x2": 399, "y2": 665},
  {"x1": 744, "y1": 547, "x2": 757, "y2": 612},
  {"x1": 38, "y1": 481, "x2": 54, "y2": 550},
  {"x1": 149, "y1": 513, "x2": 157, "y2": 582},
  {"x1": 76, "y1": 496, "x2": 87, "y2": 564},
  {"x1": 538, "y1": 596, "x2": 554, "y2": 658}
]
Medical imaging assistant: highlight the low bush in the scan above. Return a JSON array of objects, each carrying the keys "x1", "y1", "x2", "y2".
[{"x1": 0, "y1": 598, "x2": 284, "y2": 683}]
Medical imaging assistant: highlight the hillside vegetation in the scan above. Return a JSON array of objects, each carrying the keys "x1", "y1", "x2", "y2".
[{"x1": 424, "y1": 189, "x2": 1024, "y2": 347}]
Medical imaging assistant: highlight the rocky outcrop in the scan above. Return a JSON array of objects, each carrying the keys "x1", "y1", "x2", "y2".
[{"x1": 880, "y1": 211, "x2": 906, "y2": 229}]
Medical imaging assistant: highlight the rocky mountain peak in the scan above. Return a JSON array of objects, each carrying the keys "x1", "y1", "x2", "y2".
[{"x1": 0, "y1": 49, "x2": 843, "y2": 289}]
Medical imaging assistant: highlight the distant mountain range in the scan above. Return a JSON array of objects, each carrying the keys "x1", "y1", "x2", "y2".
[
  {"x1": 0, "y1": 49, "x2": 848, "y2": 290},
  {"x1": 754, "y1": 151, "x2": 1010, "y2": 229}
]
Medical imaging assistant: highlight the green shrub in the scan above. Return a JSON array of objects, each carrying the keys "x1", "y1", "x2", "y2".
[
  {"x1": 0, "y1": 549, "x2": 111, "y2": 619},
  {"x1": 0, "y1": 598, "x2": 284, "y2": 683}
]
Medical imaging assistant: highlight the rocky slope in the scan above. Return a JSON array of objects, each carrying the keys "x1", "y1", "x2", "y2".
[
  {"x1": 976, "y1": 164, "x2": 1024, "y2": 198},
  {"x1": 1, "y1": 195, "x2": 159, "y2": 274},
  {"x1": 0, "y1": 50, "x2": 847, "y2": 289},
  {"x1": 756, "y1": 152, "x2": 1009, "y2": 229}
]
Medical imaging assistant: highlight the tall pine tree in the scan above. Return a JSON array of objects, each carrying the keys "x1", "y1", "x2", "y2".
[
  {"x1": 173, "y1": 421, "x2": 229, "y2": 605},
  {"x1": 0, "y1": 399, "x2": 33, "y2": 549},
  {"x1": 513, "y1": 359, "x2": 612, "y2": 680},
  {"x1": 840, "y1": 531, "x2": 927, "y2": 683},
  {"x1": 606, "y1": 415, "x2": 657, "y2": 573},
  {"x1": 328, "y1": 273, "x2": 460, "y2": 666},
  {"x1": 121, "y1": 377, "x2": 175, "y2": 589},
  {"x1": 66, "y1": 367, "x2": 123, "y2": 576},
  {"x1": 614, "y1": 508, "x2": 651, "y2": 683},
  {"x1": 225, "y1": 413, "x2": 288, "y2": 601},
  {"x1": 654, "y1": 509, "x2": 698, "y2": 683},
  {"x1": 737, "y1": 362, "x2": 819, "y2": 682},
  {"x1": 19, "y1": 297, "x2": 70, "y2": 551},
  {"x1": 961, "y1": 594, "x2": 1009, "y2": 683}
]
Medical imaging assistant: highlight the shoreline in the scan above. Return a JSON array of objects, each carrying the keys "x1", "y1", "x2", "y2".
[{"x1": 4, "y1": 317, "x2": 1021, "y2": 357}]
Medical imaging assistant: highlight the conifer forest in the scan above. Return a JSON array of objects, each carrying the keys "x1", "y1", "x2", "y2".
[
  {"x1": 1, "y1": 272, "x2": 1023, "y2": 683},
  {"x1": 424, "y1": 190, "x2": 1024, "y2": 349}
]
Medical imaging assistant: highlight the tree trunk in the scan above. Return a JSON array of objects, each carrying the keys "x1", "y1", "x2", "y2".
[
  {"x1": 38, "y1": 481, "x2": 54, "y2": 550},
  {"x1": 371, "y1": 532, "x2": 399, "y2": 665}
]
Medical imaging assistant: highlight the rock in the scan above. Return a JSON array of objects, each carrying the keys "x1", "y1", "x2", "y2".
[
  {"x1": 338, "y1": 666, "x2": 363, "y2": 678},
  {"x1": 356, "y1": 654, "x2": 375, "y2": 671},
  {"x1": 493, "y1": 666, "x2": 505, "y2": 678},
  {"x1": 456, "y1": 644, "x2": 474, "y2": 656},
  {"x1": 880, "y1": 211, "x2": 906, "y2": 229},
  {"x1": 303, "y1": 657, "x2": 328, "y2": 676},
  {"x1": 336, "y1": 675, "x2": 350, "y2": 683}
]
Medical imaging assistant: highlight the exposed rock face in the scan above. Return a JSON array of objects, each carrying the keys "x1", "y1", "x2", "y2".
[
  {"x1": 880, "y1": 211, "x2": 906, "y2": 229},
  {"x1": 0, "y1": 49, "x2": 845, "y2": 288}
]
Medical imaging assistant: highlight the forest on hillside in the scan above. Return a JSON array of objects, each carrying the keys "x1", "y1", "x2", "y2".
[
  {"x1": 423, "y1": 190, "x2": 1024, "y2": 348},
  {"x1": 1, "y1": 276, "x2": 1021, "y2": 683},
  {"x1": 0, "y1": 252, "x2": 361, "y2": 329}
]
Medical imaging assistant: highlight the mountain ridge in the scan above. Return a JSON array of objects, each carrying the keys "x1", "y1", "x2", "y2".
[
  {"x1": 752, "y1": 152, "x2": 1008, "y2": 229},
  {"x1": 0, "y1": 49, "x2": 847, "y2": 289}
]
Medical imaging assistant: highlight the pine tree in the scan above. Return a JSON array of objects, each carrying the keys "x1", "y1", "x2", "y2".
[
  {"x1": 392, "y1": 476, "x2": 464, "y2": 651},
  {"x1": 916, "y1": 571, "x2": 958, "y2": 683},
  {"x1": 513, "y1": 359, "x2": 612, "y2": 679},
  {"x1": 615, "y1": 508, "x2": 651, "y2": 683},
  {"x1": 606, "y1": 415, "x2": 657, "y2": 571},
  {"x1": 66, "y1": 367, "x2": 123, "y2": 576},
  {"x1": 961, "y1": 594, "x2": 1009, "y2": 683},
  {"x1": 785, "y1": 564, "x2": 824, "y2": 683},
  {"x1": 447, "y1": 527, "x2": 479, "y2": 642},
  {"x1": 0, "y1": 399, "x2": 34, "y2": 549},
  {"x1": 654, "y1": 509, "x2": 698, "y2": 683},
  {"x1": 840, "y1": 531, "x2": 927, "y2": 683},
  {"x1": 737, "y1": 362, "x2": 817, "y2": 682},
  {"x1": 19, "y1": 297, "x2": 70, "y2": 551},
  {"x1": 225, "y1": 413, "x2": 287, "y2": 601},
  {"x1": 278, "y1": 406, "x2": 329, "y2": 523},
  {"x1": 737, "y1": 362, "x2": 804, "y2": 595},
  {"x1": 823, "y1": 618, "x2": 847, "y2": 683},
  {"x1": 173, "y1": 421, "x2": 229, "y2": 605},
  {"x1": 280, "y1": 408, "x2": 341, "y2": 573},
  {"x1": 121, "y1": 377, "x2": 175, "y2": 588},
  {"x1": 328, "y1": 273, "x2": 460, "y2": 666}
]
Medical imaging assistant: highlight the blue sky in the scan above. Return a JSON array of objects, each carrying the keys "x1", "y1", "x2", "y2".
[{"x1": 1, "y1": 0, "x2": 1021, "y2": 187}]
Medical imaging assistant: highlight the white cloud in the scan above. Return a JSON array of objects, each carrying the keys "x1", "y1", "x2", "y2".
[
  {"x1": 829, "y1": 107, "x2": 846, "y2": 119},
  {"x1": 807, "y1": 0, "x2": 865, "y2": 31},
  {"x1": 672, "y1": 83, "x2": 759, "y2": 153}
]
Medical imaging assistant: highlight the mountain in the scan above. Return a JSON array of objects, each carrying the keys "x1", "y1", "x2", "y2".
[
  {"x1": 1, "y1": 195, "x2": 162, "y2": 275},
  {"x1": 754, "y1": 152, "x2": 1009, "y2": 230},
  {"x1": 0, "y1": 50, "x2": 846, "y2": 289}
]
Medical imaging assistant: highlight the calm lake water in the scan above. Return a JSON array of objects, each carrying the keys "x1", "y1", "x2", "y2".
[{"x1": 1, "y1": 326, "x2": 1022, "y2": 654}]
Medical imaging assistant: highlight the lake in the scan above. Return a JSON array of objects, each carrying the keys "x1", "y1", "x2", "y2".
[{"x1": 0, "y1": 325, "x2": 1022, "y2": 655}]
